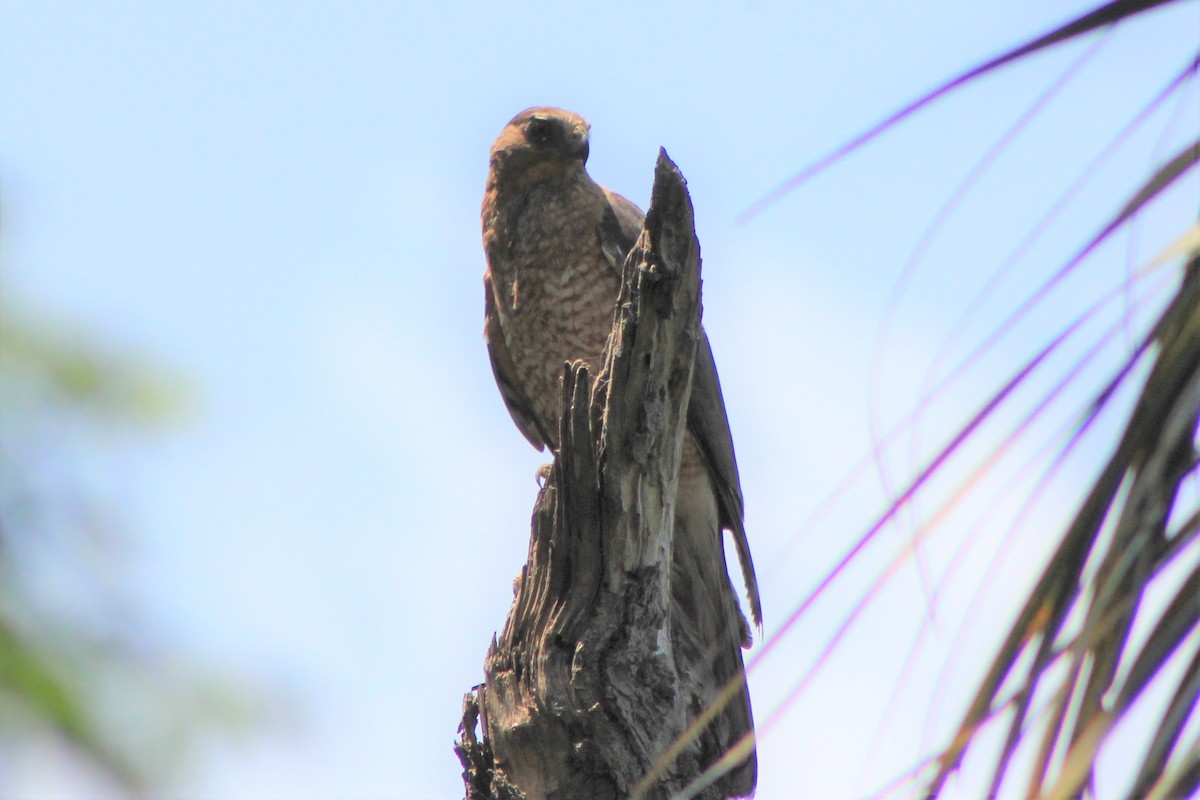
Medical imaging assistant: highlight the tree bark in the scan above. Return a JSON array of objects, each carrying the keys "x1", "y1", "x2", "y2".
[{"x1": 456, "y1": 150, "x2": 716, "y2": 799}]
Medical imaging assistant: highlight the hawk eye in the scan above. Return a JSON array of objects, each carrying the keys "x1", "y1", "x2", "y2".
[{"x1": 527, "y1": 118, "x2": 553, "y2": 144}]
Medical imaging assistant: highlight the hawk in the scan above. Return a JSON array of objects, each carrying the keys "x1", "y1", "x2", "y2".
[{"x1": 482, "y1": 107, "x2": 760, "y2": 796}]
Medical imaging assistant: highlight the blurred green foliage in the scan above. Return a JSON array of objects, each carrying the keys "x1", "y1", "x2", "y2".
[
  {"x1": 1, "y1": 308, "x2": 186, "y2": 425},
  {"x1": 0, "y1": 300, "x2": 262, "y2": 794}
]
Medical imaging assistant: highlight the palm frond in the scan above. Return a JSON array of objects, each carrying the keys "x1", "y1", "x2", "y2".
[
  {"x1": 740, "y1": 0, "x2": 1191, "y2": 220},
  {"x1": 927, "y1": 248, "x2": 1200, "y2": 796}
]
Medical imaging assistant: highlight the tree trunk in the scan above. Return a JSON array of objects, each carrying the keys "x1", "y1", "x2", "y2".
[{"x1": 456, "y1": 151, "x2": 719, "y2": 799}]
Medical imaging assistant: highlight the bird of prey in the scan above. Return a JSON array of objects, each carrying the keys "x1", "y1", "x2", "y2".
[{"x1": 482, "y1": 107, "x2": 760, "y2": 796}]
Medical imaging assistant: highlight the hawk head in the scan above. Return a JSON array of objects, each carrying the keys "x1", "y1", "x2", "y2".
[{"x1": 488, "y1": 107, "x2": 591, "y2": 183}]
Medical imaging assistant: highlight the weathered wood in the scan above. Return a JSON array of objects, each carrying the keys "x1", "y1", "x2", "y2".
[{"x1": 456, "y1": 151, "x2": 716, "y2": 799}]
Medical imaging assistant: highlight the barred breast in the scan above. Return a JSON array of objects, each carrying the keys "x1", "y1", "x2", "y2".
[{"x1": 486, "y1": 177, "x2": 621, "y2": 438}]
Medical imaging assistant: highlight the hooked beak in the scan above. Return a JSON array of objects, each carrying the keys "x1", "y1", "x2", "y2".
[{"x1": 570, "y1": 124, "x2": 590, "y2": 163}]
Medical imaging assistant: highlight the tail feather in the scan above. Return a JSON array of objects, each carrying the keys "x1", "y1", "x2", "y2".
[{"x1": 673, "y1": 464, "x2": 757, "y2": 797}]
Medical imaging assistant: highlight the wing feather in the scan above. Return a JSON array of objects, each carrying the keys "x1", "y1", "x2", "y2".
[
  {"x1": 598, "y1": 187, "x2": 645, "y2": 272},
  {"x1": 689, "y1": 332, "x2": 762, "y2": 626},
  {"x1": 484, "y1": 272, "x2": 552, "y2": 451}
]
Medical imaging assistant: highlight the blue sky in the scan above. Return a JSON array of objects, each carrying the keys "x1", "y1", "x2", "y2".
[{"x1": 2, "y1": 1, "x2": 1198, "y2": 797}]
